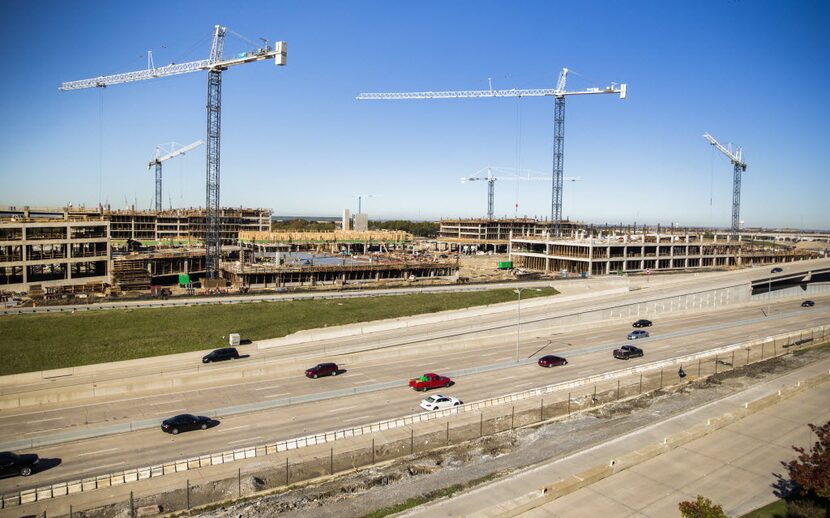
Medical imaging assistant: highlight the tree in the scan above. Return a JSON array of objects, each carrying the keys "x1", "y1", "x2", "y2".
[
  {"x1": 785, "y1": 420, "x2": 830, "y2": 499},
  {"x1": 678, "y1": 495, "x2": 727, "y2": 518}
]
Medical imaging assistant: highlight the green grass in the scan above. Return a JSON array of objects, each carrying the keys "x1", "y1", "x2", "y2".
[
  {"x1": 740, "y1": 499, "x2": 787, "y2": 518},
  {"x1": 0, "y1": 288, "x2": 557, "y2": 375}
]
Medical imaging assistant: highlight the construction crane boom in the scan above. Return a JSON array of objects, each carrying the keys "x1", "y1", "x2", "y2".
[
  {"x1": 461, "y1": 166, "x2": 580, "y2": 220},
  {"x1": 61, "y1": 26, "x2": 287, "y2": 279},
  {"x1": 357, "y1": 67, "x2": 625, "y2": 236},
  {"x1": 703, "y1": 133, "x2": 748, "y2": 239},
  {"x1": 147, "y1": 140, "x2": 204, "y2": 212}
]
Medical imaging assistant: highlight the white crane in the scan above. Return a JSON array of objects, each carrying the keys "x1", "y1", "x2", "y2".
[
  {"x1": 60, "y1": 26, "x2": 287, "y2": 279},
  {"x1": 703, "y1": 133, "x2": 747, "y2": 239},
  {"x1": 357, "y1": 67, "x2": 625, "y2": 236},
  {"x1": 148, "y1": 140, "x2": 204, "y2": 211},
  {"x1": 461, "y1": 166, "x2": 580, "y2": 220}
]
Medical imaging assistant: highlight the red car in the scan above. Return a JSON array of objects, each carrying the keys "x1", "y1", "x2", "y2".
[
  {"x1": 538, "y1": 355, "x2": 568, "y2": 368},
  {"x1": 409, "y1": 373, "x2": 453, "y2": 391}
]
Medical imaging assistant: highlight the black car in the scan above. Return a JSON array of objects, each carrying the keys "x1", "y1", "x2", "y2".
[
  {"x1": 613, "y1": 345, "x2": 644, "y2": 360},
  {"x1": 770, "y1": 267, "x2": 783, "y2": 273},
  {"x1": 0, "y1": 451, "x2": 39, "y2": 478},
  {"x1": 538, "y1": 355, "x2": 568, "y2": 368},
  {"x1": 202, "y1": 347, "x2": 240, "y2": 364},
  {"x1": 305, "y1": 362, "x2": 339, "y2": 378},
  {"x1": 801, "y1": 300, "x2": 815, "y2": 307},
  {"x1": 161, "y1": 414, "x2": 212, "y2": 435},
  {"x1": 632, "y1": 319, "x2": 652, "y2": 328}
]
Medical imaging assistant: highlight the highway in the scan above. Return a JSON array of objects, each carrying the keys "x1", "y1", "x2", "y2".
[{"x1": 1, "y1": 296, "x2": 826, "y2": 494}]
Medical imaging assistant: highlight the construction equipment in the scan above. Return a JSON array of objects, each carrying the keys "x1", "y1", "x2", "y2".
[
  {"x1": 703, "y1": 133, "x2": 748, "y2": 239},
  {"x1": 60, "y1": 26, "x2": 287, "y2": 279},
  {"x1": 357, "y1": 67, "x2": 625, "y2": 236},
  {"x1": 148, "y1": 140, "x2": 203, "y2": 212},
  {"x1": 461, "y1": 166, "x2": 580, "y2": 220}
]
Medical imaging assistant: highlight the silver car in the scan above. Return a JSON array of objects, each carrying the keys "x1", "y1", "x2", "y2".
[{"x1": 627, "y1": 330, "x2": 649, "y2": 340}]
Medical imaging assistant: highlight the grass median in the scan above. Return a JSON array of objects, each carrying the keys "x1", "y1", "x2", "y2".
[{"x1": 0, "y1": 287, "x2": 557, "y2": 375}]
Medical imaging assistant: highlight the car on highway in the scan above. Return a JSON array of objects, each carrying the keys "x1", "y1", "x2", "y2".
[
  {"x1": 627, "y1": 330, "x2": 649, "y2": 340},
  {"x1": 538, "y1": 355, "x2": 568, "y2": 368},
  {"x1": 614, "y1": 345, "x2": 644, "y2": 360},
  {"x1": 202, "y1": 347, "x2": 240, "y2": 364},
  {"x1": 0, "y1": 451, "x2": 39, "y2": 478},
  {"x1": 409, "y1": 373, "x2": 453, "y2": 391},
  {"x1": 770, "y1": 267, "x2": 783, "y2": 273},
  {"x1": 801, "y1": 300, "x2": 815, "y2": 307},
  {"x1": 161, "y1": 414, "x2": 212, "y2": 435},
  {"x1": 420, "y1": 394, "x2": 463, "y2": 411},
  {"x1": 305, "y1": 362, "x2": 339, "y2": 378},
  {"x1": 632, "y1": 319, "x2": 652, "y2": 328}
]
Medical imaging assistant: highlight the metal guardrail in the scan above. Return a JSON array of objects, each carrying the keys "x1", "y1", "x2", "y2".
[{"x1": 2, "y1": 324, "x2": 826, "y2": 509}]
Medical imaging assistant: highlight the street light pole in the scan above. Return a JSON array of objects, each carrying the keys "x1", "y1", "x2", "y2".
[
  {"x1": 514, "y1": 287, "x2": 542, "y2": 363},
  {"x1": 768, "y1": 273, "x2": 772, "y2": 317}
]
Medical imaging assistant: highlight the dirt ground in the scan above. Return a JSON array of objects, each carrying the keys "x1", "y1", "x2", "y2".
[{"x1": 185, "y1": 346, "x2": 828, "y2": 518}]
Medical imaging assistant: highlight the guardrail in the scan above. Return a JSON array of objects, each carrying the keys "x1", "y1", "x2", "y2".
[{"x1": 2, "y1": 324, "x2": 826, "y2": 509}]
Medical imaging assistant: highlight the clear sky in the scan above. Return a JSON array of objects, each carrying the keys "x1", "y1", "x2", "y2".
[{"x1": 1, "y1": 1, "x2": 828, "y2": 229}]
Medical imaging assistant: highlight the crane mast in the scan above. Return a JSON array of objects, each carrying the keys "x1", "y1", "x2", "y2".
[
  {"x1": 357, "y1": 67, "x2": 625, "y2": 237},
  {"x1": 60, "y1": 25, "x2": 287, "y2": 280},
  {"x1": 703, "y1": 133, "x2": 747, "y2": 239},
  {"x1": 148, "y1": 140, "x2": 204, "y2": 212}
]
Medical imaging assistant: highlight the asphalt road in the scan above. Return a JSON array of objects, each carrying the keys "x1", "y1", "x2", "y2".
[{"x1": 1, "y1": 297, "x2": 826, "y2": 494}]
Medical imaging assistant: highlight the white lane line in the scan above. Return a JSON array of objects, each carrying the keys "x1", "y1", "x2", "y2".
[
  {"x1": 24, "y1": 427, "x2": 65, "y2": 436},
  {"x1": 218, "y1": 425, "x2": 250, "y2": 433},
  {"x1": 149, "y1": 399, "x2": 183, "y2": 406},
  {"x1": 342, "y1": 415, "x2": 373, "y2": 423},
  {"x1": 82, "y1": 462, "x2": 124, "y2": 472},
  {"x1": 263, "y1": 392, "x2": 290, "y2": 399},
  {"x1": 78, "y1": 448, "x2": 120, "y2": 457},
  {"x1": 330, "y1": 405, "x2": 358, "y2": 413},
  {"x1": 254, "y1": 385, "x2": 284, "y2": 391},
  {"x1": 353, "y1": 379, "x2": 377, "y2": 385},
  {"x1": 481, "y1": 352, "x2": 502, "y2": 357},
  {"x1": 228, "y1": 436, "x2": 263, "y2": 445},
  {"x1": 25, "y1": 417, "x2": 64, "y2": 424}
]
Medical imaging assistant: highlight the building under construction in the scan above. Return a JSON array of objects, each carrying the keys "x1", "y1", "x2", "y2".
[
  {"x1": 437, "y1": 218, "x2": 580, "y2": 253},
  {"x1": 509, "y1": 233, "x2": 818, "y2": 276},
  {"x1": 0, "y1": 206, "x2": 272, "y2": 245}
]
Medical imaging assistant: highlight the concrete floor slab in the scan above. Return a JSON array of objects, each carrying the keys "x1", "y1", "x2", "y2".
[
  {"x1": 628, "y1": 446, "x2": 720, "y2": 491},
  {"x1": 586, "y1": 468, "x2": 676, "y2": 511},
  {"x1": 540, "y1": 486, "x2": 641, "y2": 518}
]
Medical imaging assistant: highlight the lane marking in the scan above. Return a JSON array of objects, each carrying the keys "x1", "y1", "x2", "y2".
[
  {"x1": 330, "y1": 405, "x2": 358, "y2": 413},
  {"x1": 229, "y1": 436, "x2": 263, "y2": 445},
  {"x1": 218, "y1": 425, "x2": 250, "y2": 433},
  {"x1": 342, "y1": 415, "x2": 373, "y2": 423},
  {"x1": 353, "y1": 379, "x2": 378, "y2": 385},
  {"x1": 25, "y1": 417, "x2": 64, "y2": 424},
  {"x1": 78, "y1": 448, "x2": 120, "y2": 457},
  {"x1": 149, "y1": 399, "x2": 183, "y2": 406},
  {"x1": 254, "y1": 385, "x2": 285, "y2": 391},
  {"x1": 81, "y1": 462, "x2": 124, "y2": 472},
  {"x1": 263, "y1": 392, "x2": 290, "y2": 399},
  {"x1": 23, "y1": 427, "x2": 65, "y2": 436}
]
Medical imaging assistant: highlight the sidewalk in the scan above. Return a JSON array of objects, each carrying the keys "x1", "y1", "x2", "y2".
[{"x1": 404, "y1": 358, "x2": 830, "y2": 517}]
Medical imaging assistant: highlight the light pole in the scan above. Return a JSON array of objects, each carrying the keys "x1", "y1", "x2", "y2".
[
  {"x1": 514, "y1": 287, "x2": 542, "y2": 363},
  {"x1": 767, "y1": 270, "x2": 772, "y2": 317}
]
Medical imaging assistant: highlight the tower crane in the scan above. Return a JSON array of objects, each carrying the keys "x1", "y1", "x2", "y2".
[
  {"x1": 60, "y1": 26, "x2": 287, "y2": 279},
  {"x1": 461, "y1": 166, "x2": 580, "y2": 220},
  {"x1": 357, "y1": 67, "x2": 625, "y2": 236},
  {"x1": 703, "y1": 133, "x2": 747, "y2": 239},
  {"x1": 353, "y1": 194, "x2": 381, "y2": 214},
  {"x1": 148, "y1": 140, "x2": 204, "y2": 212}
]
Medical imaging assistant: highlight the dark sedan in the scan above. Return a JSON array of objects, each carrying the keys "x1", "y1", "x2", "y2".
[
  {"x1": 0, "y1": 452, "x2": 39, "y2": 478},
  {"x1": 161, "y1": 414, "x2": 212, "y2": 435},
  {"x1": 632, "y1": 319, "x2": 652, "y2": 328},
  {"x1": 801, "y1": 300, "x2": 815, "y2": 307},
  {"x1": 770, "y1": 267, "x2": 783, "y2": 273},
  {"x1": 306, "y1": 363, "x2": 339, "y2": 378},
  {"x1": 202, "y1": 347, "x2": 240, "y2": 364},
  {"x1": 538, "y1": 355, "x2": 568, "y2": 368}
]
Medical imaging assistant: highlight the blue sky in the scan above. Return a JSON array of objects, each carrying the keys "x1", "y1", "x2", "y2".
[{"x1": 1, "y1": 1, "x2": 828, "y2": 229}]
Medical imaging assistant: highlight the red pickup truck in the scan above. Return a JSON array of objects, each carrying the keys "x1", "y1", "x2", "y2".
[{"x1": 409, "y1": 373, "x2": 453, "y2": 391}]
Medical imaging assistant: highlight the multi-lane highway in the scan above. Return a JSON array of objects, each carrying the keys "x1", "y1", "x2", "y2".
[{"x1": 1, "y1": 295, "x2": 826, "y2": 494}]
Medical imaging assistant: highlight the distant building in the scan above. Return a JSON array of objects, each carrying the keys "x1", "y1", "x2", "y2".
[
  {"x1": 437, "y1": 218, "x2": 580, "y2": 253},
  {"x1": 353, "y1": 213, "x2": 369, "y2": 232}
]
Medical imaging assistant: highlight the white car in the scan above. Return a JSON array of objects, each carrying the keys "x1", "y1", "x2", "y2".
[{"x1": 420, "y1": 395, "x2": 463, "y2": 411}]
